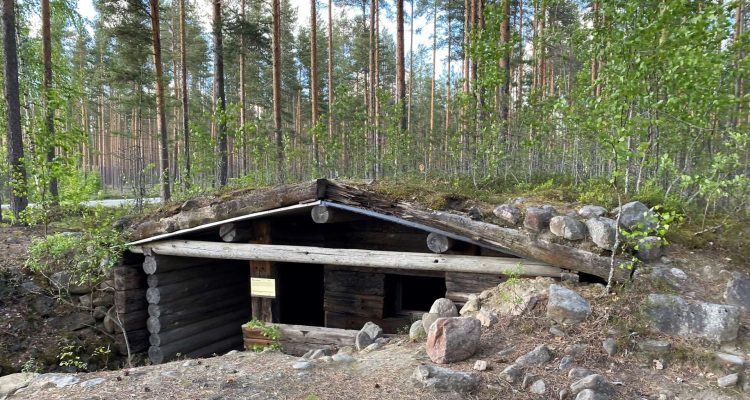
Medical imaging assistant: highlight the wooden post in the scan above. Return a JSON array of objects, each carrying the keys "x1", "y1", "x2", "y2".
[
  {"x1": 250, "y1": 220, "x2": 274, "y2": 322},
  {"x1": 426, "y1": 233, "x2": 454, "y2": 254}
]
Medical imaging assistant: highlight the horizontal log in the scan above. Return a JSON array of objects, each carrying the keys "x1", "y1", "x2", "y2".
[
  {"x1": 131, "y1": 240, "x2": 564, "y2": 277},
  {"x1": 277, "y1": 323, "x2": 357, "y2": 347},
  {"x1": 142, "y1": 255, "x2": 213, "y2": 275},
  {"x1": 114, "y1": 289, "x2": 147, "y2": 314},
  {"x1": 426, "y1": 233, "x2": 454, "y2": 254},
  {"x1": 114, "y1": 309, "x2": 148, "y2": 332},
  {"x1": 148, "y1": 296, "x2": 246, "y2": 318},
  {"x1": 147, "y1": 287, "x2": 247, "y2": 333},
  {"x1": 219, "y1": 223, "x2": 252, "y2": 243},
  {"x1": 445, "y1": 272, "x2": 505, "y2": 294},
  {"x1": 150, "y1": 309, "x2": 249, "y2": 346},
  {"x1": 115, "y1": 328, "x2": 149, "y2": 355},
  {"x1": 324, "y1": 268, "x2": 385, "y2": 296},
  {"x1": 146, "y1": 271, "x2": 238, "y2": 304},
  {"x1": 113, "y1": 265, "x2": 147, "y2": 291},
  {"x1": 147, "y1": 264, "x2": 236, "y2": 288},
  {"x1": 324, "y1": 291, "x2": 384, "y2": 319},
  {"x1": 149, "y1": 320, "x2": 243, "y2": 364}
]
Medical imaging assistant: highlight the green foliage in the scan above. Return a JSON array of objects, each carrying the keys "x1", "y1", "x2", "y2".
[
  {"x1": 21, "y1": 357, "x2": 42, "y2": 373},
  {"x1": 58, "y1": 344, "x2": 87, "y2": 371},
  {"x1": 618, "y1": 205, "x2": 684, "y2": 270},
  {"x1": 242, "y1": 319, "x2": 282, "y2": 352},
  {"x1": 25, "y1": 206, "x2": 126, "y2": 286}
]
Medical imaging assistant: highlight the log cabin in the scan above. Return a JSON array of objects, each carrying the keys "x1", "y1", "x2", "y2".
[{"x1": 115, "y1": 179, "x2": 627, "y2": 364}]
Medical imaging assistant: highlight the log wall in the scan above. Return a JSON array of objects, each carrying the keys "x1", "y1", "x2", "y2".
[
  {"x1": 142, "y1": 255, "x2": 250, "y2": 364},
  {"x1": 113, "y1": 259, "x2": 150, "y2": 355}
]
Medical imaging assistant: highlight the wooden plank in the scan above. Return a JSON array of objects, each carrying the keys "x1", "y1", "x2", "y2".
[
  {"x1": 324, "y1": 291, "x2": 384, "y2": 318},
  {"x1": 277, "y1": 323, "x2": 357, "y2": 346},
  {"x1": 323, "y1": 181, "x2": 629, "y2": 281},
  {"x1": 445, "y1": 272, "x2": 505, "y2": 294},
  {"x1": 324, "y1": 268, "x2": 385, "y2": 296},
  {"x1": 113, "y1": 265, "x2": 147, "y2": 291},
  {"x1": 143, "y1": 255, "x2": 213, "y2": 275},
  {"x1": 184, "y1": 334, "x2": 243, "y2": 360},
  {"x1": 114, "y1": 288, "x2": 147, "y2": 314},
  {"x1": 250, "y1": 220, "x2": 273, "y2": 323},
  {"x1": 133, "y1": 240, "x2": 564, "y2": 277},
  {"x1": 148, "y1": 296, "x2": 246, "y2": 318}
]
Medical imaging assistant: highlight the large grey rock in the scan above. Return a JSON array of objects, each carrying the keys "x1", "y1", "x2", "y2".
[
  {"x1": 459, "y1": 296, "x2": 480, "y2": 315},
  {"x1": 642, "y1": 294, "x2": 740, "y2": 343},
  {"x1": 0, "y1": 373, "x2": 38, "y2": 398},
  {"x1": 585, "y1": 218, "x2": 617, "y2": 250},
  {"x1": 426, "y1": 317, "x2": 481, "y2": 364},
  {"x1": 547, "y1": 285, "x2": 591, "y2": 325},
  {"x1": 550, "y1": 216, "x2": 586, "y2": 240},
  {"x1": 411, "y1": 364, "x2": 479, "y2": 393},
  {"x1": 499, "y1": 364, "x2": 524, "y2": 383},
  {"x1": 524, "y1": 207, "x2": 553, "y2": 232},
  {"x1": 29, "y1": 373, "x2": 81, "y2": 389},
  {"x1": 724, "y1": 272, "x2": 750, "y2": 312},
  {"x1": 636, "y1": 236, "x2": 663, "y2": 261},
  {"x1": 359, "y1": 322, "x2": 383, "y2": 341},
  {"x1": 20, "y1": 281, "x2": 41, "y2": 294},
  {"x1": 493, "y1": 204, "x2": 522, "y2": 226},
  {"x1": 355, "y1": 330, "x2": 373, "y2": 351},
  {"x1": 409, "y1": 320, "x2": 426, "y2": 341},
  {"x1": 32, "y1": 296, "x2": 55, "y2": 316},
  {"x1": 578, "y1": 205, "x2": 607, "y2": 219},
  {"x1": 50, "y1": 271, "x2": 91, "y2": 295},
  {"x1": 429, "y1": 298, "x2": 458, "y2": 316},
  {"x1": 618, "y1": 201, "x2": 657, "y2": 231},
  {"x1": 515, "y1": 345, "x2": 552, "y2": 366},
  {"x1": 47, "y1": 312, "x2": 95, "y2": 331}
]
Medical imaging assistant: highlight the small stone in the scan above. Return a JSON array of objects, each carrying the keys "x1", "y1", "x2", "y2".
[
  {"x1": 550, "y1": 326, "x2": 566, "y2": 337},
  {"x1": 585, "y1": 217, "x2": 617, "y2": 250},
  {"x1": 332, "y1": 353, "x2": 355, "y2": 363},
  {"x1": 362, "y1": 342, "x2": 382, "y2": 353},
  {"x1": 559, "y1": 389, "x2": 570, "y2": 400},
  {"x1": 32, "y1": 296, "x2": 55, "y2": 316},
  {"x1": 669, "y1": 268, "x2": 687, "y2": 280},
  {"x1": 715, "y1": 352, "x2": 745, "y2": 370},
  {"x1": 493, "y1": 204, "x2": 522, "y2": 226},
  {"x1": 550, "y1": 216, "x2": 587, "y2": 240},
  {"x1": 182, "y1": 360, "x2": 196, "y2": 367},
  {"x1": 93, "y1": 306, "x2": 108, "y2": 320},
  {"x1": 522, "y1": 374, "x2": 537, "y2": 389},
  {"x1": 566, "y1": 344, "x2": 588, "y2": 358},
  {"x1": 515, "y1": 345, "x2": 552, "y2": 366},
  {"x1": 575, "y1": 389, "x2": 609, "y2": 400},
  {"x1": 475, "y1": 307, "x2": 498, "y2": 327},
  {"x1": 355, "y1": 330, "x2": 373, "y2": 351},
  {"x1": 559, "y1": 356, "x2": 574, "y2": 371},
  {"x1": 570, "y1": 374, "x2": 614, "y2": 397},
  {"x1": 568, "y1": 367, "x2": 594, "y2": 381},
  {"x1": 468, "y1": 207, "x2": 482, "y2": 220},
  {"x1": 637, "y1": 340, "x2": 671, "y2": 353},
  {"x1": 724, "y1": 272, "x2": 750, "y2": 312},
  {"x1": 429, "y1": 298, "x2": 459, "y2": 316},
  {"x1": 547, "y1": 285, "x2": 591, "y2": 325},
  {"x1": 411, "y1": 364, "x2": 479, "y2": 393},
  {"x1": 500, "y1": 364, "x2": 524, "y2": 383},
  {"x1": 578, "y1": 205, "x2": 607, "y2": 219},
  {"x1": 560, "y1": 273, "x2": 580, "y2": 283},
  {"x1": 360, "y1": 322, "x2": 383, "y2": 341},
  {"x1": 292, "y1": 361, "x2": 312, "y2": 370},
  {"x1": 530, "y1": 379, "x2": 547, "y2": 394},
  {"x1": 409, "y1": 320, "x2": 426, "y2": 341},
  {"x1": 497, "y1": 346, "x2": 517, "y2": 361},
  {"x1": 602, "y1": 338, "x2": 617, "y2": 356},
  {"x1": 309, "y1": 349, "x2": 331, "y2": 359},
  {"x1": 524, "y1": 207, "x2": 553, "y2": 232},
  {"x1": 319, "y1": 356, "x2": 333, "y2": 363},
  {"x1": 473, "y1": 360, "x2": 487, "y2": 371},
  {"x1": 717, "y1": 373, "x2": 738, "y2": 388},
  {"x1": 459, "y1": 296, "x2": 480, "y2": 315}
]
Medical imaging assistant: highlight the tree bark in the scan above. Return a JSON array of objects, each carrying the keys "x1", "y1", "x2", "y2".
[
  {"x1": 310, "y1": 0, "x2": 320, "y2": 168},
  {"x1": 213, "y1": 0, "x2": 228, "y2": 187},
  {"x1": 180, "y1": 0, "x2": 191, "y2": 187},
  {"x1": 499, "y1": 0, "x2": 511, "y2": 139},
  {"x1": 42, "y1": 0, "x2": 58, "y2": 202},
  {"x1": 2, "y1": 0, "x2": 28, "y2": 221},
  {"x1": 407, "y1": 0, "x2": 414, "y2": 132},
  {"x1": 272, "y1": 0, "x2": 284, "y2": 183},
  {"x1": 396, "y1": 0, "x2": 406, "y2": 133},
  {"x1": 149, "y1": 0, "x2": 171, "y2": 201}
]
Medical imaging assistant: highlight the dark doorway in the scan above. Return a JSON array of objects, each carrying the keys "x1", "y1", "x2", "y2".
[
  {"x1": 385, "y1": 274, "x2": 446, "y2": 316},
  {"x1": 275, "y1": 263, "x2": 325, "y2": 326}
]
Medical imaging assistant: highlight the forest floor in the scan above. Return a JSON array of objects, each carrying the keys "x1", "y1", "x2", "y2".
[{"x1": 1, "y1": 223, "x2": 749, "y2": 399}]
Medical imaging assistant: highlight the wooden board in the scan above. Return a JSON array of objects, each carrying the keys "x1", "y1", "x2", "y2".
[
  {"x1": 445, "y1": 272, "x2": 505, "y2": 295},
  {"x1": 250, "y1": 220, "x2": 274, "y2": 322},
  {"x1": 324, "y1": 267, "x2": 385, "y2": 296}
]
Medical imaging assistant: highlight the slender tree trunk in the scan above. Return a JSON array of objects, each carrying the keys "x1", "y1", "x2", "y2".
[
  {"x1": 179, "y1": 0, "x2": 190, "y2": 187},
  {"x1": 310, "y1": 0, "x2": 320, "y2": 168},
  {"x1": 328, "y1": 0, "x2": 336, "y2": 163},
  {"x1": 149, "y1": 0, "x2": 171, "y2": 201},
  {"x1": 430, "y1": 2, "x2": 437, "y2": 140},
  {"x1": 591, "y1": 0, "x2": 599, "y2": 97},
  {"x1": 516, "y1": 0, "x2": 523, "y2": 110},
  {"x1": 407, "y1": 0, "x2": 414, "y2": 132},
  {"x1": 170, "y1": 13, "x2": 180, "y2": 187},
  {"x1": 42, "y1": 0, "x2": 58, "y2": 202},
  {"x1": 272, "y1": 0, "x2": 284, "y2": 182},
  {"x1": 734, "y1": 0, "x2": 743, "y2": 128},
  {"x1": 368, "y1": 0, "x2": 377, "y2": 178},
  {"x1": 396, "y1": 0, "x2": 406, "y2": 135},
  {"x1": 213, "y1": 0, "x2": 228, "y2": 187},
  {"x1": 499, "y1": 0, "x2": 510, "y2": 140},
  {"x1": 445, "y1": 1, "x2": 451, "y2": 170},
  {"x1": 239, "y1": 0, "x2": 246, "y2": 177},
  {"x1": 2, "y1": 0, "x2": 28, "y2": 221}
]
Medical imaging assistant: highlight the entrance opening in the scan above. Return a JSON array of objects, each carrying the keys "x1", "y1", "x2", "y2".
[
  {"x1": 275, "y1": 263, "x2": 324, "y2": 326},
  {"x1": 385, "y1": 274, "x2": 446, "y2": 316}
]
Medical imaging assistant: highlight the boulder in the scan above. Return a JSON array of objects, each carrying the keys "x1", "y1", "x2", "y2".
[
  {"x1": 550, "y1": 216, "x2": 586, "y2": 240},
  {"x1": 430, "y1": 298, "x2": 458, "y2": 316},
  {"x1": 28, "y1": 373, "x2": 81, "y2": 389},
  {"x1": 0, "y1": 373, "x2": 38, "y2": 398},
  {"x1": 493, "y1": 204, "x2": 522, "y2": 226},
  {"x1": 642, "y1": 294, "x2": 740, "y2": 343},
  {"x1": 546, "y1": 285, "x2": 591, "y2": 325},
  {"x1": 578, "y1": 205, "x2": 607, "y2": 219},
  {"x1": 409, "y1": 320, "x2": 426, "y2": 341},
  {"x1": 636, "y1": 266, "x2": 686, "y2": 289},
  {"x1": 724, "y1": 272, "x2": 750, "y2": 312},
  {"x1": 411, "y1": 364, "x2": 479, "y2": 393},
  {"x1": 636, "y1": 236, "x2": 663, "y2": 261},
  {"x1": 93, "y1": 291, "x2": 114, "y2": 307},
  {"x1": 426, "y1": 317, "x2": 481, "y2": 364},
  {"x1": 20, "y1": 281, "x2": 41, "y2": 294},
  {"x1": 48, "y1": 312, "x2": 95, "y2": 331},
  {"x1": 32, "y1": 296, "x2": 55, "y2": 316},
  {"x1": 515, "y1": 345, "x2": 552, "y2": 366},
  {"x1": 459, "y1": 296, "x2": 480, "y2": 315},
  {"x1": 50, "y1": 271, "x2": 91, "y2": 295},
  {"x1": 617, "y1": 201, "x2": 657, "y2": 231},
  {"x1": 524, "y1": 207, "x2": 553, "y2": 232},
  {"x1": 585, "y1": 218, "x2": 617, "y2": 250}
]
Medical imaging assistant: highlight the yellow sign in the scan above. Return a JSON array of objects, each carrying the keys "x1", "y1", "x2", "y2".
[{"x1": 250, "y1": 278, "x2": 276, "y2": 298}]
